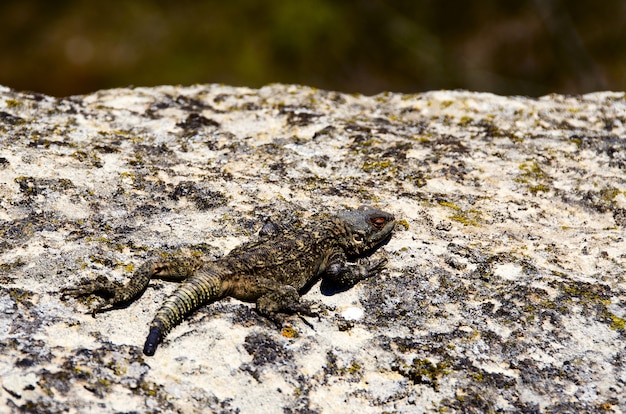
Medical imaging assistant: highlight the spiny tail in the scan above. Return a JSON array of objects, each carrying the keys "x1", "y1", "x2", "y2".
[{"x1": 143, "y1": 269, "x2": 225, "y2": 356}]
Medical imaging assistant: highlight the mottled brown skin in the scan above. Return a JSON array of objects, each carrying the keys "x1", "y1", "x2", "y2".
[{"x1": 64, "y1": 205, "x2": 395, "y2": 356}]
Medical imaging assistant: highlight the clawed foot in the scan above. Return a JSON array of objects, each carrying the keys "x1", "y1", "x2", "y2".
[
  {"x1": 61, "y1": 275, "x2": 122, "y2": 315},
  {"x1": 362, "y1": 257, "x2": 388, "y2": 275},
  {"x1": 261, "y1": 302, "x2": 325, "y2": 330},
  {"x1": 256, "y1": 288, "x2": 327, "y2": 329},
  {"x1": 289, "y1": 299, "x2": 325, "y2": 318},
  {"x1": 326, "y1": 257, "x2": 388, "y2": 288}
]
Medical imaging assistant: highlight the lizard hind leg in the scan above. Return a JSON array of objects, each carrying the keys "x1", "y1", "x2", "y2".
[
  {"x1": 61, "y1": 258, "x2": 186, "y2": 315},
  {"x1": 150, "y1": 256, "x2": 205, "y2": 281},
  {"x1": 61, "y1": 274, "x2": 125, "y2": 315},
  {"x1": 256, "y1": 285, "x2": 319, "y2": 318}
]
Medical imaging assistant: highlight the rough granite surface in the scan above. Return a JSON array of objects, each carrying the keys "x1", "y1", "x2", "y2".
[{"x1": 0, "y1": 84, "x2": 625, "y2": 413}]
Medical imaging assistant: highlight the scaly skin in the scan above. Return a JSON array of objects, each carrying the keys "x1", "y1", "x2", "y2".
[{"x1": 64, "y1": 205, "x2": 395, "y2": 356}]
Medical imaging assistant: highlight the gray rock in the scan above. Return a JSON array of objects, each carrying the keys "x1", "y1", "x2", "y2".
[{"x1": 0, "y1": 84, "x2": 624, "y2": 413}]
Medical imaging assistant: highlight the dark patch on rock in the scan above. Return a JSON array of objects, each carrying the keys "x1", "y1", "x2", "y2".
[
  {"x1": 0, "y1": 111, "x2": 24, "y2": 125},
  {"x1": 171, "y1": 181, "x2": 228, "y2": 210},
  {"x1": 243, "y1": 332, "x2": 292, "y2": 367},
  {"x1": 14, "y1": 176, "x2": 75, "y2": 197},
  {"x1": 280, "y1": 106, "x2": 322, "y2": 127},
  {"x1": 177, "y1": 113, "x2": 220, "y2": 131}
]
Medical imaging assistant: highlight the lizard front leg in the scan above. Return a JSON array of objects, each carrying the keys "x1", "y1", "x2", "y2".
[{"x1": 323, "y1": 249, "x2": 387, "y2": 287}]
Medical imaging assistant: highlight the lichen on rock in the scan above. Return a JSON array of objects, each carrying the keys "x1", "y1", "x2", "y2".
[{"x1": 0, "y1": 84, "x2": 624, "y2": 413}]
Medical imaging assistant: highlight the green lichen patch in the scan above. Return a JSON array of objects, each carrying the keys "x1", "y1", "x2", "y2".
[
  {"x1": 515, "y1": 161, "x2": 552, "y2": 195},
  {"x1": 7, "y1": 287, "x2": 34, "y2": 306},
  {"x1": 438, "y1": 200, "x2": 483, "y2": 227},
  {"x1": 392, "y1": 357, "x2": 451, "y2": 391},
  {"x1": 361, "y1": 159, "x2": 394, "y2": 173},
  {"x1": 607, "y1": 313, "x2": 626, "y2": 331},
  {"x1": 573, "y1": 186, "x2": 625, "y2": 214},
  {"x1": 71, "y1": 150, "x2": 103, "y2": 168},
  {"x1": 14, "y1": 176, "x2": 76, "y2": 197},
  {"x1": 17, "y1": 346, "x2": 170, "y2": 411},
  {"x1": 322, "y1": 351, "x2": 365, "y2": 382},
  {"x1": 549, "y1": 280, "x2": 625, "y2": 333},
  {"x1": 5, "y1": 98, "x2": 23, "y2": 108}
]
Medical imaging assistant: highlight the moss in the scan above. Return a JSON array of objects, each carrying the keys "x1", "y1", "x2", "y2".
[
  {"x1": 361, "y1": 159, "x2": 393, "y2": 173},
  {"x1": 128, "y1": 153, "x2": 144, "y2": 166},
  {"x1": 396, "y1": 219, "x2": 410, "y2": 230},
  {"x1": 438, "y1": 200, "x2": 460, "y2": 210},
  {"x1": 606, "y1": 312, "x2": 626, "y2": 331},
  {"x1": 561, "y1": 283, "x2": 606, "y2": 302},
  {"x1": 550, "y1": 280, "x2": 625, "y2": 332},
  {"x1": 348, "y1": 362, "x2": 362, "y2": 374},
  {"x1": 0, "y1": 258, "x2": 26, "y2": 272},
  {"x1": 119, "y1": 171, "x2": 136, "y2": 181},
  {"x1": 448, "y1": 209, "x2": 482, "y2": 227},
  {"x1": 5, "y1": 99, "x2": 23, "y2": 108},
  {"x1": 72, "y1": 150, "x2": 89, "y2": 162},
  {"x1": 72, "y1": 365, "x2": 93, "y2": 378},
  {"x1": 86, "y1": 236, "x2": 113, "y2": 245},
  {"x1": 438, "y1": 201, "x2": 482, "y2": 226},
  {"x1": 458, "y1": 116, "x2": 473, "y2": 126},
  {"x1": 521, "y1": 161, "x2": 543, "y2": 176},
  {"x1": 570, "y1": 136, "x2": 583, "y2": 148},
  {"x1": 139, "y1": 381, "x2": 159, "y2": 397},
  {"x1": 599, "y1": 187, "x2": 621, "y2": 202},
  {"x1": 97, "y1": 378, "x2": 111, "y2": 387},
  {"x1": 118, "y1": 263, "x2": 135, "y2": 273},
  {"x1": 8, "y1": 288, "x2": 34, "y2": 305},
  {"x1": 14, "y1": 176, "x2": 75, "y2": 196},
  {"x1": 108, "y1": 362, "x2": 128, "y2": 376},
  {"x1": 527, "y1": 184, "x2": 551, "y2": 194},
  {"x1": 393, "y1": 358, "x2": 451, "y2": 391},
  {"x1": 515, "y1": 161, "x2": 552, "y2": 194},
  {"x1": 71, "y1": 150, "x2": 103, "y2": 168}
]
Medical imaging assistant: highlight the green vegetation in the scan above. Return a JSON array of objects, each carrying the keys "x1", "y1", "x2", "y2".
[{"x1": 1, "y1": 2, "x2": 622, "y2": 96}]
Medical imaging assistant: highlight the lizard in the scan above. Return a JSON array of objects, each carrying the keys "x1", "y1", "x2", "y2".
[{"x1": 63, "y1": 205, "x2": 395, "y2": 356}]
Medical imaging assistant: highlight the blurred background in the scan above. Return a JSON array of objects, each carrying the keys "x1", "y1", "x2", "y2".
[{"x1": 0, "y1": 0, "x2": 624, "y2": 97}]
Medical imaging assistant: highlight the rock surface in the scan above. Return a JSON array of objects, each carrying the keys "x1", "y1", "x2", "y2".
[{"x1": 0, "y1": 84, "x2": 625, "y2": 413}]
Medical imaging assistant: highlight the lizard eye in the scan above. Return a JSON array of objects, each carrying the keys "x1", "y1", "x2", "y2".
[
  {"x1": 353, "y1": 233, "x2": 364, "y2": 243},
  {"x1": 370, "y1": 216, "x2": 387, "y2": 231}
]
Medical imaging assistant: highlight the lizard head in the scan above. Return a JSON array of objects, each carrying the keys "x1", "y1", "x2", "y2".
[{"x1": 335, "y1": 205, "x2": 395, "y2": 255}]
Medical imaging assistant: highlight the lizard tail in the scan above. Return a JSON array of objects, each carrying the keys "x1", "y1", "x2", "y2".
[{"x1": 143, "y1": 268, "x2": 226, "y2": 356}]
